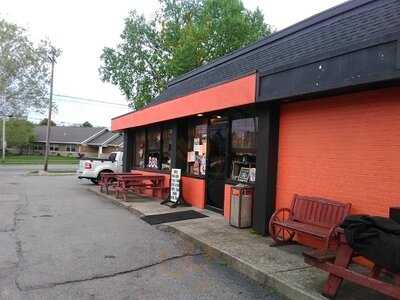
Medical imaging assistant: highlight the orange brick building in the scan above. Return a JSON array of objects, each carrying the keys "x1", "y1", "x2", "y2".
[{"x1": 112, "y1": 0, "x2": 400, "y2": 235}]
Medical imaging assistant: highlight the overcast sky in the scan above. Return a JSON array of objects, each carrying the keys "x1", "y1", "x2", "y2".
[{"x1": 1, "y1": 0, "x2": 346, "y2": 127}]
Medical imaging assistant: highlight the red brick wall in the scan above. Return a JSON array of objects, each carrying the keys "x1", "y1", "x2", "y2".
[{"x1": 276, "y1": 87, "x2": 400, "y2": 217}]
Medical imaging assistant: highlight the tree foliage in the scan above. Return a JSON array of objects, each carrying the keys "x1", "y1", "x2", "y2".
[
  {"x1": 2, "y1": 119, "x2": 35, "y2": 148},
  {"x1": 100, "y1": 0, "x2": 272, "y2": 109},
  {"x1": 0, "y1": 18, "x2": 61, "y2": 117},
  {"x1": 39, "y1": 118, "x2": 56, "y2": 126},
  {"x1": 81, "y1": 121, "x2": 93, "y2": 128}
]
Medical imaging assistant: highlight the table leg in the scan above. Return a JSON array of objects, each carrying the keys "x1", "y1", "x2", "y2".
[{"x1": 323, "y1": 244, "x2": 353, "y2": 298}]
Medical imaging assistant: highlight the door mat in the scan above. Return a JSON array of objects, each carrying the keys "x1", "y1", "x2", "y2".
[{"x1": 141, "y1": 210, "x2": 208, "y2": 225}]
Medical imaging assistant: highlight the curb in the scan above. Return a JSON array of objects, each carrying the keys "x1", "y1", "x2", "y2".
[
  {"x1": 87, "y1": 187, "x2": 144, "y2": 218},
  {"x1": 88, "y1": 187, "x2": 325, "y2": 300}
]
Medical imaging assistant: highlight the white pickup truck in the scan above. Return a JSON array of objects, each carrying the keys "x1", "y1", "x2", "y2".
[{"x1": 77, "y1": 151, "x2": 124, "y2": 184}]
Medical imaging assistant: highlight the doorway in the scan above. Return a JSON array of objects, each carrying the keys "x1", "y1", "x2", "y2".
[{"x1": 206, "y1": 117, "x2": 229, "y2": 211}]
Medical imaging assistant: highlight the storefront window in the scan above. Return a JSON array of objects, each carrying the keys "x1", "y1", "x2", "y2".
[
  {"x1": 187, "y1": 120, "x2": 207, "y2": 176},
  {"x1": 146, "y1": 127, "x2": 161, "y2": 169},
  {"x1": 134, "y1": 130, "x2": 145, "y2": 168},
  {"x1": 230, "y1": 118, "x2": 257, "y2": 183},
  {"x1": 162, "y1": 128, "x2": 172, "y2": 170}
]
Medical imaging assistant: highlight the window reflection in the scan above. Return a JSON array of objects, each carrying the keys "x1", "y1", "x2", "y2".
[
  {"x1": 134, "y1": 130, "x2": 145, "y2": 168},
  {"x1": 187, "y1": 120, "x2": 207, "y2": 176},
  {"x1": 230, "y1": 118, "x2": 257, "y2": 182},
  {"x1": 146, "y1": 127, "x2": 161, "y2": 169}
]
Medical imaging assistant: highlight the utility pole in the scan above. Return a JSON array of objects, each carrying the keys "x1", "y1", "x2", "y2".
[
  {"x1": 1, "y1": 94, "x2": 6, "y2": 163},
  {"x1": 43, "y1": 48, "x2": 56, "y2": 171},
  {"x1": 2, "y1": 116, "x2": 5, "y2": 163}
]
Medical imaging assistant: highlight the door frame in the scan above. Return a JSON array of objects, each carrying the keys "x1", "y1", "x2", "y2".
[{"x1": 205, "y1": 115, "x2": 230, "y2": 212}]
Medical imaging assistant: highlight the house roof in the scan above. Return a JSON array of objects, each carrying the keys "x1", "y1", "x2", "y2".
[
  {"x1": 34, "y1": 126, "x2": 106, "y2": 144},
  {"x1": 86, "y1": 130, "x2": 122, "y2": 146},
  {"x1": 148, "y1": 0, "x2": 400, "y2": 106},
  {"x1": 108, "y1": 134, "x2": 123, "y2": 146}
]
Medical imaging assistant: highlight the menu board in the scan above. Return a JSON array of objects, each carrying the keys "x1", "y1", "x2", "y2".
[{"x1": 170, "y1": 168, "x2": 181, "y2": 203}]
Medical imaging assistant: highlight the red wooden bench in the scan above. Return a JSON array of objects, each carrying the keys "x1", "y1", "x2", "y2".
[{"x1": 268, "y1": 194, "x2": 351, "y2": 248}]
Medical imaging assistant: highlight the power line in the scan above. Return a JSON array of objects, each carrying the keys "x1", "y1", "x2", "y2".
[{"x1": 54, "y1": 94, "x2": 129, "y2": 107}]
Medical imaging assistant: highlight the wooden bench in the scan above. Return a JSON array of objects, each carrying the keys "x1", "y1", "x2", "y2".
[{"x1": 268, "y1": 194, "x2": 351, "y2": 248}]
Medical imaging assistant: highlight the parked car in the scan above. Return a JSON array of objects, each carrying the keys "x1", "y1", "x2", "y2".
[{"x1": 77, "y1": 152, "x2": 123, "y2": 184}]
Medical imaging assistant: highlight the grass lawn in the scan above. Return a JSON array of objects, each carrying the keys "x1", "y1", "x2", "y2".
[{"x1": 0, "y1": 154, "x2": 78, "y2": 165}]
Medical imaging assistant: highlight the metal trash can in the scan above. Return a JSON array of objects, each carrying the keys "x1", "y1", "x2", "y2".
[{"x1": 230, "y1": 184, "x2": 254, "y2": 228}]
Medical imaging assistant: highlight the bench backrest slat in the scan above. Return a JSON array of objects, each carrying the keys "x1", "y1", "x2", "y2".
[{"x1": 290, "y1": 194, "x2": 351, "y2": 228}]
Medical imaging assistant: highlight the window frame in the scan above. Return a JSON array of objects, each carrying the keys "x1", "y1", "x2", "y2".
[
  {"x1": 228, "y1": 114, "x2": 258, "y2": 183},
  {"x1": 186, "y1": 117, "x2": 208, "y2": 177},
  {"x1": 133, "y1": 123, "x2": 174, "y2": 172}
]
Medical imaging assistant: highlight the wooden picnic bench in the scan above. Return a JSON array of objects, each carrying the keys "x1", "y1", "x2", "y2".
[
  {"x1": 304, "y1": 227, "x2": 400, "y2": 299},
  {"x1": 99, "y1": 172, "x2": 142, "y2": 194},
  {"x1": 114, "y1": 175, "x2": 168, "y2": 201},
  {"x1": 268, "y1": 194, "x2": 351, "y2": 248}
]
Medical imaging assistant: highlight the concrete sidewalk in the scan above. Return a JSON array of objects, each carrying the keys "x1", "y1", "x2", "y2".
[{"x1": 88, "y1": 186, "x2": 389, "y2": 300}]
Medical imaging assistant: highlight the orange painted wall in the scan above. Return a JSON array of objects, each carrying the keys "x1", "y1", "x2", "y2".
[
  {"x1": 112, "y1": 74, "x2": 256, "y2": 131},
  {"x1": 181, "y1": 176, "x2": 206, "y2": 209},
  {"x1": 276, "y1": 87, "x2": 400, "y2": 218},
  {"x1": 224, "y1": 184, "x2": 234, "y2": 220}
]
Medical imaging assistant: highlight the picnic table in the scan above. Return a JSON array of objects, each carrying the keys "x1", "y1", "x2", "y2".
[
  {"x1": 99, "y1": 172, "x2": 142, "y2": 194},
  {"x1": 114, "y1": 174, "x2": 167, "y2": 201},
  {"x1": 303, "y1": 227, "x2": 400, "y2": 299}
]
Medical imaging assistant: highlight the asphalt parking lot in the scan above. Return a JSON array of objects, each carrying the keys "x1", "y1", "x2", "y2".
[{"x1": 0, "y1": 165, "x2": 277, "y2": 300}]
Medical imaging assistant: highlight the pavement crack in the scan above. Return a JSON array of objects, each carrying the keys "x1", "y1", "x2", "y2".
[
  {"x1": 13, "y1": 193, "x2": 29, "y2": 292},
  {"x1": 17, "y1": 252, "x2": 202, "y2": 292}
]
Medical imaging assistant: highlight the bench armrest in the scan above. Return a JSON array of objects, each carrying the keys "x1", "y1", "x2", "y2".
[{"x1": 323, "y1": 224, "x2": 341, "y2": 252}]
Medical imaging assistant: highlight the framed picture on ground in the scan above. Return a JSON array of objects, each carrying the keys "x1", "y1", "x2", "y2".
[{"x1": 238, "y1": 167, "x2": 250, "y2": 183}]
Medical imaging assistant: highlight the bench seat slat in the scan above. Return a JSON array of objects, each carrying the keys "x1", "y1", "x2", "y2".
[{"x1": 274, "y1": 220, "x2": 330, "y2": 239}]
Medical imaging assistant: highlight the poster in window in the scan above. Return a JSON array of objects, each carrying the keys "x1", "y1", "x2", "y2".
[
  {"x1": 238, "y1": 167, "x2": 250, "y2": 183},
  {"x1": 200, "y1": 155, "x2": 206, "y2": 175},
  {"x1": 187, "y1": 151, "x2": 195, "y2": 162},
  {"x1": 193, "y1": 144, "x2": 201, "y2": 153},
  {"x1": 148, "y1": 157, "x2": 158, "y2": 169},
  {"x1": 249, "y1": 168, "x2": 256, "y2": 182},
  {"x1": 193, "y1": 159, "x2": 200, "y2": 175}
]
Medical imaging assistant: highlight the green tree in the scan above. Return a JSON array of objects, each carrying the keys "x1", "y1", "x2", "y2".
[
  {"x1": 0, "y1": 18, "x2": 61, "y2": 117},
  {"x1": 38, "y1": 118, "x2": 56, "y2": 126},
  {"x1": 100, "y1": 0, "x2": 272, "y2": 109},
  {"x1": 2, "y1": 119, "x2": 35, "y2": 151},
  {"x1": 81, "y1": 121, "x2": 93, "y2": 127}
]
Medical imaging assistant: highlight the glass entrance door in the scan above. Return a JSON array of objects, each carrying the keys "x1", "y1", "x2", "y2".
[{"x1": 206, "y1": 117, "x2": 229, "y2": 211}]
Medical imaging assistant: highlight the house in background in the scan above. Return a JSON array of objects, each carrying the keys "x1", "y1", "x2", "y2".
[{"x1": 31, "y1": 126, "x2": 123, "y2": 158}]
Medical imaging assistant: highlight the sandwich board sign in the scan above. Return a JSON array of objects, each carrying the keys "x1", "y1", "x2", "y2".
[
  {"x1": 170, "y1": 168, "x2": 181, "y2": 203},
  {"x1": 161, "y1": 168, "x2": 184, "y2": 207}
]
